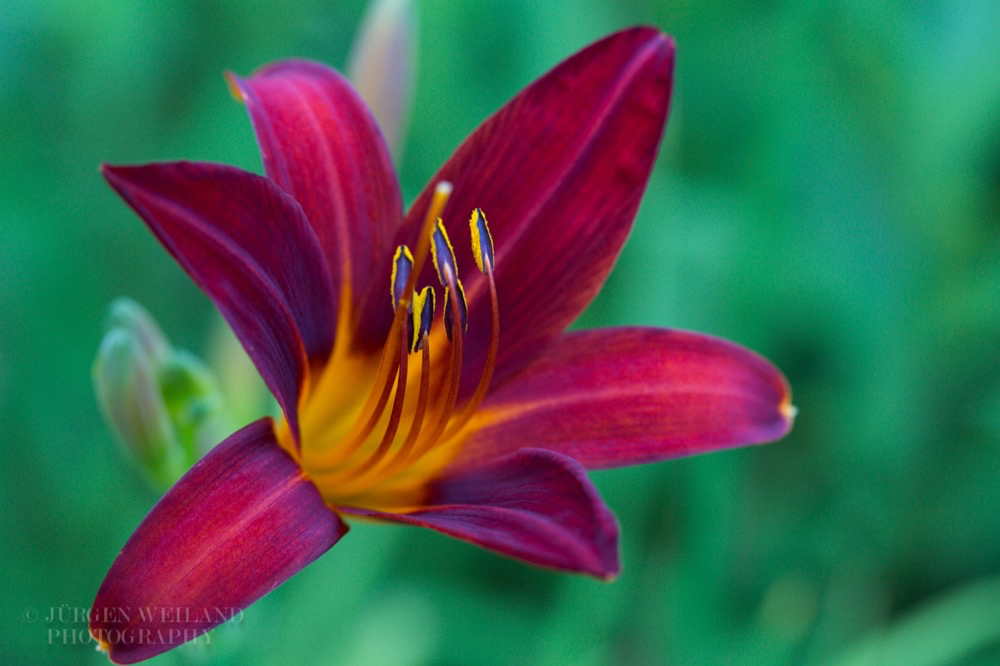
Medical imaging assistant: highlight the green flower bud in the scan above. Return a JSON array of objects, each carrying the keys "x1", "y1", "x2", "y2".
[
  {"x1": 93, "y1": 298, "x2": 227, "y2": 491},
  {"x1": 106, "y1": 297, "x2": 170, "y2": 363},
  {"x1": 159, "y1": 349, "x2": 227, "y2": 460}
]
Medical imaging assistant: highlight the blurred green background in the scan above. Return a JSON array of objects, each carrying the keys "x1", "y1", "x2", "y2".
[{"x1": 4, "y1": 0, "x2": 1000, "y2": 664}]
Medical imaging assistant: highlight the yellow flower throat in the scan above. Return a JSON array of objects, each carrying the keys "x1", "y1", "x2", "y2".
[{"x1": 276, "y1": 183, "x2": 500, "y2": 513}]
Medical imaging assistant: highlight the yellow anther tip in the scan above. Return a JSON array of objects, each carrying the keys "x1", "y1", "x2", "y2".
[
  {"x1": 393, "y1": 245, "x2": 414, "y2": 263},
  {"x1": 469, "y1": 208, "x2": 493, "y2": 274},
  {"x1": 411, "y1": 286, "x2": 436, "y2": 352}
]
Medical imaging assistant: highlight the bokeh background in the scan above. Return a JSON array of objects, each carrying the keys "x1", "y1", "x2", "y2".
[{"x1": 3, "y1": 0, "x2": 1000, "y2": 663}]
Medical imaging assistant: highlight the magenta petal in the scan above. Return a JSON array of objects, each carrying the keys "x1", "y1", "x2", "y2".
[
  {"x1": 402, "y1": 27, "x2": 675, "y2": 396},
  {"x1": 342, "y1": 448, "x2": 619, "y2": 578},
  {"x1": 103, "y1": 162, "x2": 337, "y2": 440},
  {"x1": 454, "y1": 328, "x2": 794, "y2": 470},
  {"x1": 91, "y1": 419, "x2": 347, "y2": 664},
  {"x1": 232, "y1": 61, "x2": 404, "y2": 349}
]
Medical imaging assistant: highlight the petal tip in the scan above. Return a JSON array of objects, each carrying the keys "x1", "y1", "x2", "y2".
[
  {"x1": 622, "y1": 25, "x2": 676, "y2": 57},
  {"x1": 224, "y1": 70, "x2": 247, "y2": 103},
  {"x1": 91, "y1": 630, "x2": 110, "y2": 655},
  {"x1": 591, "y1": 551, "x2": 621, "y2": 581},
  {"x1": 781, "y1": 399, "x2": 798, "y2": 424},
  {"x1": 778, "y1": 394, "x2": 798, "y2": 438},
  {"x1": 101, "y1": 163, "x2": 136, "y2": 189},
  {"x1": 775, "y1": 369, "x2": 796, "y2": 436}
]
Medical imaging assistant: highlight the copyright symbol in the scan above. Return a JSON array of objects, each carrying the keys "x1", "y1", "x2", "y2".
[{"x1": 23, "y1": 608, "x2": 38, "y2": 623}]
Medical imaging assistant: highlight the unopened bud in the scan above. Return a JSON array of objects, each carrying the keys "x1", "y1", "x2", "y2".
[
  {"x1": 93, "y1": 298, "x2": 227, "y2": 490},
  {"x1": 93, "y1": 324, "x2": 182, "y2": 488},
  {"x1": 107, "y1": 297, "x2": 169, "y2": 363},
  {"x1": 347, "y1": 0, "x2": 417, "y2": 160}
]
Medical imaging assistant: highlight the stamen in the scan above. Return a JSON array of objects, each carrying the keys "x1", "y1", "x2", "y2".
[
  {"x1": 430, "y1": 218, "x2": 459, "y2": 286},
  {"x1": 450, "y1": 279, "x2": 496, "y2": 433},
  {"x1": 359, "y1": 330, "x2": 432, "y2": 485},
  {"x1": 390, "y1": 245, "x2": 414, "y2": 311},
  {"x1": 443, "y1": 212, "x2": 499, "y2": 439},
  {"x1": 469, "y1": 208, "x2": 494, "y2": 273},
  {"x1": 408, "y1": 280, "x2": 463, "y2": 460},
  {"x1": 393, "y1": 334, "x2": 432, "y2": 462},
  {"x1": 312, "y1": 332, "x2": 400, "y2": 465},
  {"x1": 307, "y1": 244, "x2": 414, "y2": 464},
  {"x1": 346, "y1": 325, "x2": 410, "y2": 477},
  {"x1": 430, "y1": 219, "x2": 468, "y2": 341},
  {"x1": 361, "y1": 286, "x2": 436, "y2": 484},
  {"x1": 299, "y1": 188, "x2": 462, "y2": 493},
  {"x1": 411, "y1": 286, "x2": 435, "y2": 352},
  {"x1": 443, "y1": 280, "x2": 468, "y2": 341}
]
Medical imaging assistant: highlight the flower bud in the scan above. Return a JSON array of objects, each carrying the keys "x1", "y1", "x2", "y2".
[
  {"x1": 347, "y1": 0, "x2": 417, "y2": 160},
  {"x1": 106, "y1": 297, "x2": 170, "y2": 363},
  {"x1": 93, "y1": 298, "x2": 227, "y2": 490}
]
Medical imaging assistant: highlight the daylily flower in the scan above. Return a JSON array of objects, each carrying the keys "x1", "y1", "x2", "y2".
[{"x1": 91, "y1": 27, "x2": 794, "y2": 664}]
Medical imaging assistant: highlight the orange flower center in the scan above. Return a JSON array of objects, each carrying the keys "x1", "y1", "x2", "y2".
[{"x1": 276, "y1": 184, "x2": 499, "y2": 512}]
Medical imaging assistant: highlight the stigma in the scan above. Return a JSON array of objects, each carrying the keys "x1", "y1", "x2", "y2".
[{"x1": 289, "y1": 186, "x2": 499, "y2": 511}]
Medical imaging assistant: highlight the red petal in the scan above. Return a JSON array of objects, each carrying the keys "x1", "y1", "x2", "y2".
[
  {"x1": 103, "y1": 162, "x2": 336, "y2": 441},
  {"x1": 342, "y1": 448, "x2": 619, "y2": 578},
  {"x1": 453, "y1": 328, "x2": 794, "y2": 470},
  {"x1": 231, "y1": 61, "x2": 404, "y2": 349},
  {"x1": 91, "y1": 419, "x2": 347, "y2": 664},
  {"x1": 401, "y1": 27, "x2": 675, "y2": 397}
]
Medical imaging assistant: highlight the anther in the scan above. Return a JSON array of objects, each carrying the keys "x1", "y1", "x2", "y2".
[
  {"x1": 470, "y1": 208, "x2": 494, "y2": 273},
  {"x1": 390, "y1": 245, "x2": 414, "y2": 311},
  {"x1": 411, "y1": 286, "x2": 436, "y2": 352},
  {"x1": 441, "y1": 208, "x2": 500, "y2": 440},
  {"x1": 430, "y1": 218, "x2": 459, "y2": 286}
]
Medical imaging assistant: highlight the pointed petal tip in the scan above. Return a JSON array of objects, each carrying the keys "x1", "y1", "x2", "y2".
[
  {"x1": 101, "y1": 162, "x2": 147, "y2": 186},
  {"x1": 235, "y1": 57, "x2": 404, "y2": 351},
  {"x1": 91, "y1": 631, "x2": 110, "y2": 654},
  {"x1": 779, "y1": 392, "x2": 798, "y2": 432},
  {"x1": 769, "y1": 366, "x2": 796, "y2": 440},
  {"x1": 617, "y1": 25, "x2": 676, "y2": 59},
  {"x1": 401, "y1": 25, "x2": 678, "y2": 392},
  {"x1": 100, "y1": 162, "x2": 120, "y2": 181},
  {"x1": 458, "y1": 328, "x2": 793, "y2": 470},
  {"x1": 630, "y1": 24, "x2": 674, "y2": 43},
  {"x1": 223, "y1": 70, "x2": 246, "y2": 103},
  {"x1": 90, "y1": 420, "x2": 346, "y2": 664},
  {"x1": 598, "y1": 560, "x2": 622, "y2": 582}
]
